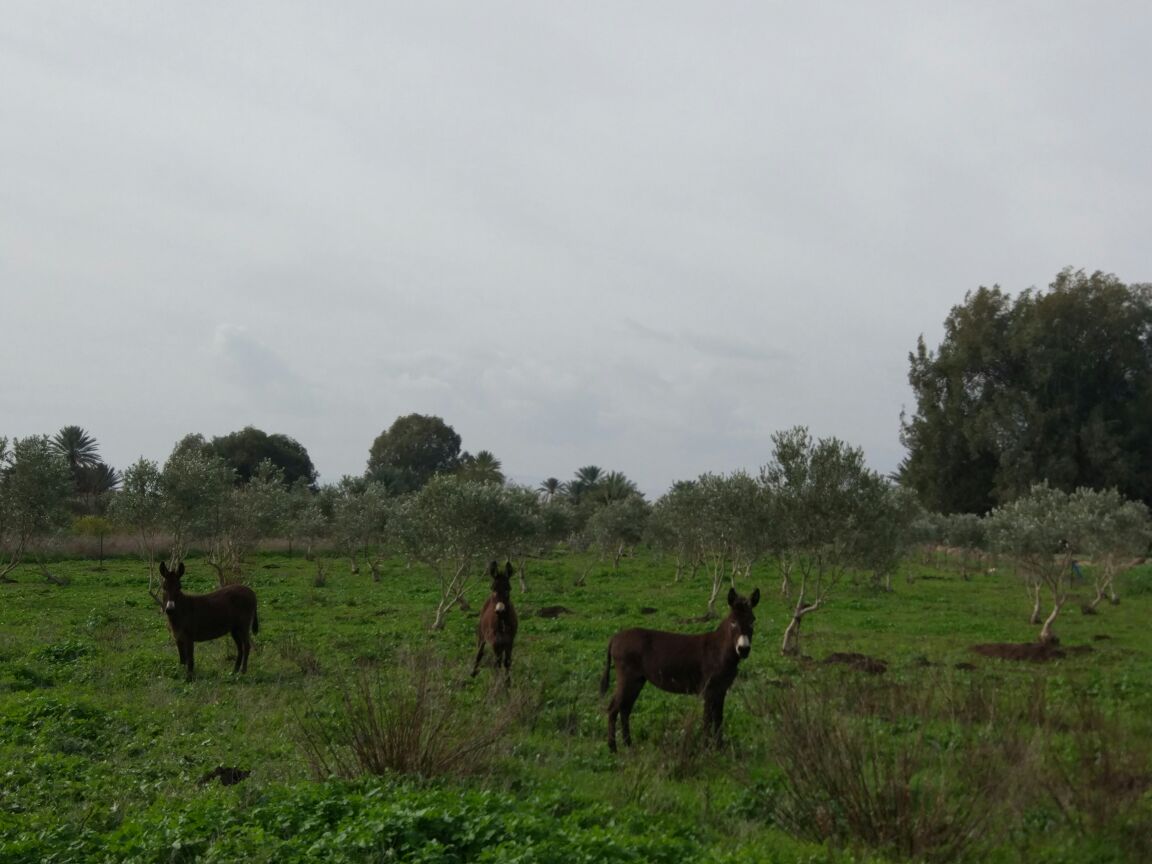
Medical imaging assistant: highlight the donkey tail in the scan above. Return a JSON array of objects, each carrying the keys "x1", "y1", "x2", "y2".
[
  {"x1": 251, "y1": 606, "x2": 260, "y2": 635},
  {"x1": 599, "y1": 638, "x2": 614, "y2": 696}
]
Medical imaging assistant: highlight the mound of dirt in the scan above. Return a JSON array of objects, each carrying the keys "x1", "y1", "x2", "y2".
[
  {"x1": 199, "y1": 766, "x2": 250, "y2": 786},
  {"x1": 969, "y1": 642, "x2": 1066, "y2": 662},
  {"x1": 823, "y1": 652, "x2": 888, "y2": 675},
  {"x1": 535, "y1": 606, "x2": 573, "y2": 618},
  {"x1": 639, "y1": 607, "x2": 658, "y2": 615}
]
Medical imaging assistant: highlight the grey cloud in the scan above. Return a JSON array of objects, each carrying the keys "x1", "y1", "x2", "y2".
[{"x1": 3, "y1": 4, "x2": 1149, "y2": 492}]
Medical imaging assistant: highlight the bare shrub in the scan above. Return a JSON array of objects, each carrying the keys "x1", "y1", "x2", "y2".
[
  {"x1": 750, "y1": 673, "x2": 1028, "y2": 862},
  {"x1": 276, "y1": 635, "x2": 322, "y2": 676},
  {"x1": 1041, "y1": 692, "x2": 1152, "y2": 861},
  {"x1": 295, "y1": 650, "x2": 522, "y2": 780}
]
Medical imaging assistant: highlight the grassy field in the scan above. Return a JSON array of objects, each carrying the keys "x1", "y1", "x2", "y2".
[{"x1": 2, "y1": 549, "x2": 1151, "y2": 863}]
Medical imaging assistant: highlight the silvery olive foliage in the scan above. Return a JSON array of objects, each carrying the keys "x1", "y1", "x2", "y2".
[
  {"x1": 394, "y1": 475, "x2": 524, "y2": 629},
  {"x1": 0, "y1": 435, "x2": 73, "y2": 580},
  {"x1": 984, "y1": 482, "x2": 1127, "y2": 642}
]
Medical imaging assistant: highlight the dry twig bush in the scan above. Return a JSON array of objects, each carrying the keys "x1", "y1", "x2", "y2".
[
  {"x1": 746, "y1": 672, "x2": 1031, "y2": 863},
  {"x1": 296, "y1": 649, "x2": 524, "y2": 780}
]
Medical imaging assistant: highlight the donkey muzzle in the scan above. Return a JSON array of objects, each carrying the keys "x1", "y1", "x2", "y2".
[
  {"x1": 164, "y1": 600, "x2": 176, "y2": 612},
  {"x1": 495, "y1": 602, "x2": 506, "y2": 613},
  {"x1": 736, "y1": 635, "x2": 751, "y2": 659}
]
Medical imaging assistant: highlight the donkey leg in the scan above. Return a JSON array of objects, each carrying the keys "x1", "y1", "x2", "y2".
[
  {"x1": 471, "y1": 640, "x2": 486, "y2": 677},
  {"x1": 615, "y1": 678, "x2": 645, "y2": 749},
  {"x1": 704, "y1": 690, "x2": 728, "y2": 747},
  {"x1": 184, "y1": 640, "x2": 195, "y2": 680},
  {"x1": 607, "y1": 694, "x2": 620, "y2": 753},
  {"x1": 231, "y1": 631, "x2": 244, "y2": 674},
  {"x1": 501, "y1": 644, "x2": 513, "y2": 684}
]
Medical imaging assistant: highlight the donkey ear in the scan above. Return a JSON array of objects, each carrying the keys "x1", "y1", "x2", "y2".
[
  {"x1": 727, "y1": 587, "x2": 737, "y2": 607},
  {"x1": 749, "y1": 588, "x2": 761, "y2": 608},
  {"x1": 176, "y1": 561, "x2": 185, "y2": 578},
  {"x1": 488, "y1": 560, "x2": 498, "y2": 577},
  {"x1": 160, "y1": 561, "x2": 169, "y2": 578},
  {"x1": 504, "y1": 561, "x2": 514, "y2": 579}
]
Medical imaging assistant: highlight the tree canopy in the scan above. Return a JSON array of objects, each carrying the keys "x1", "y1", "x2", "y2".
[
  {"x1": 366, "y1": 414, "x2": 462, "y2": 493},
  {"x1": 209, "y1": 426, "x2": 318, "y2": 489},
  {"x1": 1, "y1": 436, "x2": 73, "y2": 579},
  {"x1": 50, "y1": 426, "x2": 120, "y2": 514},
  {"x1": 457, "y1": 450, "x2": 505, "y2": 485},
  {"x1": 900, "y1": 268, "x2": 1152, "y2": 512}
]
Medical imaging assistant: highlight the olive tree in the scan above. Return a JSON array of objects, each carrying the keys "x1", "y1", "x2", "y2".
[
  {"x1": 985, "y1": 482, "x2": 1082, "y2": 644},
  {"x1": 395, "y1": 475, "x2": 522, "y2": 629},
  {"x1": 941, "y1": 512, "x2": 988, "y2": 580},
  {"x1": 693, "y1": 471, "x2": 769, "y2": 617},
  {"x1": 761, "y1": 427, "x2": 880, "y2": 656},
  {"x1": 852, "y1": 478, "x2": 921, "y2": 592},
  {"x1": 209, "y1": 460, "x2": 291, "y2": 582},
  {"x1": 283, "y1": 477, "x2": 319, "y2": 557},
  {"x1": 296, "y1": 484, "x2": 337, "y2": 581},
  {"x1": 331, "y1": 478, "x2": 395, "y2": 582},
  {"x1": 583, "y1": 494, "x2": 650, "y2": 575},
  {"x1": 0, "y1": 436, "x2": 73, "y2": 582},
  {"x1": 499, "y1": 484, "x2": 547, "y2": 593},
  {"x1": 160, "y1": 444, "x2": 234, "y2": 568},
  {"x1": 108, "y1": 457, "x2": 166, "y2": 600},
  {"x1": 647, "y1": 480, "x2": 706, "y2": 582},
  {"x1": 1073, "y1": 487, "x2": 1150, "y2": 611},
  {"x1": 908, "y1": 509, "x2": 948, "y2": 572}
]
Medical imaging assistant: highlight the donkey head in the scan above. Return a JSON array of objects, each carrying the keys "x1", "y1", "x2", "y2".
[
  {"x1": 726, "y1": 587, "x2": 760, "y2": 659},
  {"x1": 159, "y1": 561, "x2": 186, "y2": 613},
  {"x1": 488, "y1": 560, "x2": 514, "y2": 612}
]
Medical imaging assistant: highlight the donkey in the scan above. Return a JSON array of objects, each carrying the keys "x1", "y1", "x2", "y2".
[
  {"x1": 471, "y1": 560, "x2": 518, "y2": 681},
  {"x1": 600, "y1": 586, "x2": 760, "y2": 752},
  {"x1": 159, "y1": 561, "x2": 259, "y2": 680}
]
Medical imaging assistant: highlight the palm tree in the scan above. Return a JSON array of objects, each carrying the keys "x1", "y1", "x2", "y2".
[
  {"x1": 76, "y1": 462, "x2": 122, "y2": 515},
  {"x1": 458, "y1": 450, "x2": 504, "y2": 485},
  {"x1": 51, "y1": 426, "x2": 100, "y2": 472},
  {"x1": 51, "y1": 426, "x2": 110, "y2": 514},
  {"x1": 569, "y1": 465, "x2": 603, "y2": 504},
  {"x1": 597, "y1": 471, "x2": 639, "y2": 504},
  {"x1": 538, "y1": 477, "x2": 565, "y2": 502}
]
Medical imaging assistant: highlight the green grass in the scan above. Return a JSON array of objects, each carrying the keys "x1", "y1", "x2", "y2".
[{"x1": 2, "y1": 550, "x2": 1151, "y2": 862}]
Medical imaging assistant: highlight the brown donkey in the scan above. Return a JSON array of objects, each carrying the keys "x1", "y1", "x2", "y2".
[
  {"x1": 600, "y1": 587, "x2": 760, "y2": 752},
  {"x1": 160, "y1": 561, "x2": 259, "y2": 680},
  {"x1": 471, "y1": 561, "x2": 518, "y2": 681}
]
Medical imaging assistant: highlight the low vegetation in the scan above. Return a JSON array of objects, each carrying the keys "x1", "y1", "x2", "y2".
[{"x1": 2, "y1": 546, "x2": 1151, "y2": 863}]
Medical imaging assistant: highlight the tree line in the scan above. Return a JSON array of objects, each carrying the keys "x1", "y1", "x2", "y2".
[
  {"x1": 6, "y1": 265, "x2": 1151, "y2": 643},
  {"x1": 3, "y1": 424, "x2": 1148, "y2": 651},
  {"x1": 901, "y1": 267, "x2": 1152, "y2": 513}
]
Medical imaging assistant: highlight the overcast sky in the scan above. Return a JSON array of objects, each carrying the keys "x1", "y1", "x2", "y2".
[{"x1": 3, "y1": 3, "x2": 1149, "y2": 496}]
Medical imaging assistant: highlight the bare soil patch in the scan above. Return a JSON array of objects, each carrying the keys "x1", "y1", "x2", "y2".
[
  {"x1": 968, "y1": 642, "x2": 1079, "y2": 662},
  {"x1": 535, "y1": 606, "x2": 573, "y2": 618},
  {"x1": 823, "y1": 652, "x2": 888, "y2": 675}
]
